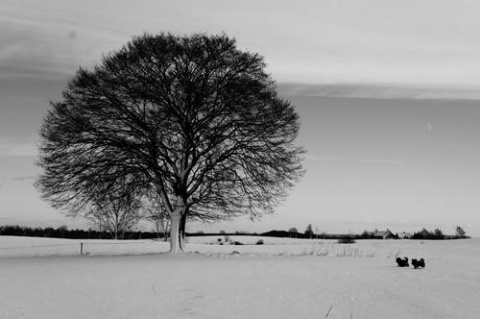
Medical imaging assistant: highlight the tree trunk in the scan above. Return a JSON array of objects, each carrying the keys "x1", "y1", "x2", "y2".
[
  {"x1": 179, "y1": 212, "x2": 187, "y2": 249},
  {"x1": 162, "y1": 218, "x2": 170, "y2": 242},
  {"x1": 166, "y1": 194, "x2": 188, "y2": 253},
  {"x1": 155, "y1": 220, "x2": 161, "y2": 240},
  {"x1": 169, "y1": 209, "x2": 186, "y2": 253}
]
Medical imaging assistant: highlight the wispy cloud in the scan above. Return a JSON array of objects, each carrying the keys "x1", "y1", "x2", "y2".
[
  {"x1": 0, "y1": 139, "x2": 37, "y2": 157},
  {"x1": 278, "y1": 83, "x2": 480, "y2": 101},
  {"x1": 11, "y1": 175, "x2": 36, "y2": 181},
  {"x1": 305, "y1": 154, "x2": 404, "y2": 166},
  {"x1": 0, "y1": 2, "x2": 126, "y2": 81},
  {"x1": 0, "y1": 21, "x2": 76, "y2": 80},
  {"x1": 2, "y1": 0, "x2": 479, "y2": 92}
]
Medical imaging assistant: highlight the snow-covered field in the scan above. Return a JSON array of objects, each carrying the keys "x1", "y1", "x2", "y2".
[{"x1": 1, "y1": 236, "x2": 479, "y2": 318}]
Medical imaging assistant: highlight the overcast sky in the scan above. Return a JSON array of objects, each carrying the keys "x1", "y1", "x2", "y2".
[{"x1": 1, "y1": 0, "x2": 480, "y2": 236}]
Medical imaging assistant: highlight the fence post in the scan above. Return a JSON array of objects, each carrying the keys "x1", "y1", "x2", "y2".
[{"x1": 80, "y1": 242, "x2": 84, "y2": 255}]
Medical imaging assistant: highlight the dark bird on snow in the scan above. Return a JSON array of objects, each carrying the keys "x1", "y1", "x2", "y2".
[
  {"x1": 396, "y1": 257, "x2": 409, "y2": 267},
  {"x1": 412, "y1": 258, "x2": 425, "y2": 269}
]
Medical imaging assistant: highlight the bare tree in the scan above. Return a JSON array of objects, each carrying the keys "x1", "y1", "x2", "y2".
[
  {"x1": 143, "y1": 194, "x2": 170, "y2": 241},
  {"x1": 305, "y1": 224, "x2": 313, "y2": 239},
  {"x1": 149, "y1": 212, "x2": 170, "y2": 242},
  {"x1": 86, "y1": 192, "x2": 143, "y2": 239},
  {"x1": 36, "y1": 32, "x2": 305, "y2": 253}
]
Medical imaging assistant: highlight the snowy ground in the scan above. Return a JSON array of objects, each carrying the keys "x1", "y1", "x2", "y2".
[{"x1": 1, "y1": 236, "x2": 479, "y2": 318}]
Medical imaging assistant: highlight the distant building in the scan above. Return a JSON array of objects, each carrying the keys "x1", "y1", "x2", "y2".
[
  {"x1": 399, "y1": 232, "x2": 412, "y2": 239},
  {"x1": 373, "y1": 229, "x2": 396, "y2": 239}
]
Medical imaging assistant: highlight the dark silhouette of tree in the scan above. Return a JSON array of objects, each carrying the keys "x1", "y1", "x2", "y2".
[
  {"x1": 288, "y1": 227, "x2": 299, "y2": 238},
  {"x1": 36, "y1": 32, "x2": 305, "y2": 253},
  {"x1": 304, "y1": 223, "x2": 313, "y2": 238},
  {"x1": 411, "y1": 228, "x2": 445, "y2": 240},
  {"x1": 433, "y1": 228, "x2": 444, "y2": 239},
  {"x1": 455, "y1": 226, "x2": 466, "y2": 238}
]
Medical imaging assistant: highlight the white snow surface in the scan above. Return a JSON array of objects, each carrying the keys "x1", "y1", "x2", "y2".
[{"x1": 1, "y1": 236, "x2": 479, "y2": 318}]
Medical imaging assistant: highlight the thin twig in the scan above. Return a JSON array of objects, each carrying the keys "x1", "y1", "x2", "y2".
[{"x1": 325, "y1": 303, "x2": 334, "y2": 318}]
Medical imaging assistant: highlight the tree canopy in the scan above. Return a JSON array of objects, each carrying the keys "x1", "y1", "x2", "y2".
[{"x1": 36, "y1": 32, "x2": 305, "y2": 252}]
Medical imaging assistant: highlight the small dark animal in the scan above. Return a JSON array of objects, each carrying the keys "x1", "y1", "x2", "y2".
[
  {"x1": 396, "y1": 257, "x2": 409, "y2": 267},
  {"x1": 412, "y1": 258, "x2": 425, "y2": 269}
]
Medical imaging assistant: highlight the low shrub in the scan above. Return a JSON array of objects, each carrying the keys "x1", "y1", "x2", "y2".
[
  {"x1": 411, "y1": 228, "x2": 445, "y2": 240},
  {"x1": 338, "y1": 236, "x2": 356, "y2": 244}
]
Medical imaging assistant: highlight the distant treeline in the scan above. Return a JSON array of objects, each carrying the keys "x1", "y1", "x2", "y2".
[
  {"x1": 261, "y1": 230, "x2": 362, "y2": 240},
  {"x1": 0, "y1": 225, "x2": 161, "y2": 240},
  {"x1": 0, "y1": 225, "x2": 259, "y2": 240},
  {"x1": 261, "y1": 230, "x2": 395, "y2": 240},
  {"x1": 0, "y1": 226, "x2": 356, "y2": 240},
  {"x1": 409, "y1": 228, "x2": 466, "y2": 240},
  {"x1": 0, "y1": 225, "x2": 468, "y2": 240}
]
